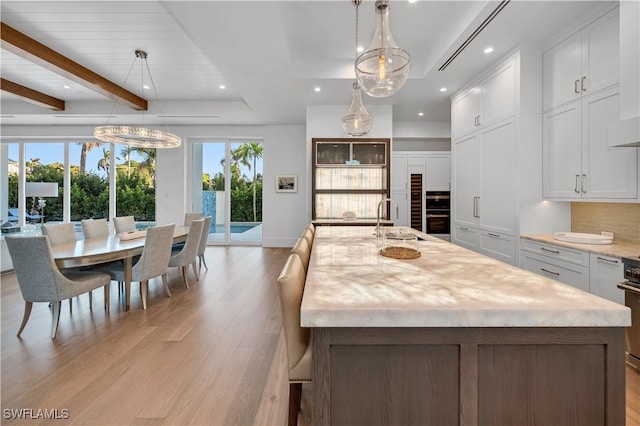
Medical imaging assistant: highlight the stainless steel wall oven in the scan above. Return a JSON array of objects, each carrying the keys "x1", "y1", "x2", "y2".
[
  {"x1": 425, "y1": 191, "x2": 450, "y2": 238},
  {"x1": 618, "y1": 256, "x2": 640, "y2": 370}
]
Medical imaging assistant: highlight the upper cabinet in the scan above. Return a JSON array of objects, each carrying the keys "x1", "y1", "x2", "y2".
[
  {"x1": 543, "y1": 7, "x2": 619, "y2": 111},
  {"x1": 316, "y1": 141, "x2": 386, "y2": 166},
  {"x1": 452, "y1": 59, "x2": 517, "y2": 139}
]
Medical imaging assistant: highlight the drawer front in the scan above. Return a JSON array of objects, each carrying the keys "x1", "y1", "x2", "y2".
[
  {"x1": 521, "y1": 251, "x2": 590, "y2": 292},
  {"x1": 479, "y1": 231, "x2": 515, "y2": 265},
  {"x1": 453, "y1": 224, "x2": 479, "y2": 250},
  {"x1": 520, "y1": 239, "x2": 590, "y2": 266}
]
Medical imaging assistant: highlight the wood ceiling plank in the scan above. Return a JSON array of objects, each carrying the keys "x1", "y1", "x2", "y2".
[
  {"x1": 0, "y1": 22, "x2": 147, "y2": 111},
  {"x1": 0, "y1": 78, "x2": 65, "y2": 111}
]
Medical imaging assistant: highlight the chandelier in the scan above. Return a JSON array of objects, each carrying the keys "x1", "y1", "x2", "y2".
[
  {"x1": 355, "y1": 0, "x2": 411, "y2": 97},
  {"x1": 342, "y1": 0, "x2": 373, "y2": 137},
  {"x1": 93, "y1": 50, "x2": 181, "y2": 148}
]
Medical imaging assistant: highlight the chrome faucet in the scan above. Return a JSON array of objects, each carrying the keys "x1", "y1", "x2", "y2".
[{"x1": 376, "y1": 197, "x2": 399, "y2": 238}]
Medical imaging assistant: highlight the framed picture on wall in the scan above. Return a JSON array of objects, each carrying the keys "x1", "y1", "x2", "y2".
[{"x1": 276, "y1": 175, "x2": 297, "y2": 193}]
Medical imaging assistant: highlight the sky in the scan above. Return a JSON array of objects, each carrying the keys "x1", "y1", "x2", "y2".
[{"x1": 6, "y1": 141, "x2": 262, "y2": 179}]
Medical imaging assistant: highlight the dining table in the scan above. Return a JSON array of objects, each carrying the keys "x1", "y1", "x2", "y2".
[{"x1": 51, "y1": 225, "x2": 189, "y2": 311}]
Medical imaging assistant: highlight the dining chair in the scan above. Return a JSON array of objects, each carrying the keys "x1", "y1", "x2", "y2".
[
  {"x1": 276, "y1": 253, "x2": 312, "y2": 426},
  {"x1": 196, "y1": 216, "x2": 212, "y2": 276},
  {"x1": 5, "y1": 235, "x2": 111, "y2": 338},
  {"x1": 41, "y1": 222, "x2": 77, "y2": 246},
  {"x1": 82, "y1": 218, "x2": 109, "y2": 239},
  {"x1": 184, "y1": 212, "x2": 203, "y2": 226},
  {"x1": 169, "y1": 218, "x2": 205, "y2": 289},
  {"x1": 291, "y1": 236, "x2": 311, "y2": 272},
  {"x1": 106, "y1": 224, "x2": 175, "y2": 310},
  {"x1": 113, "y1": 216, "x2": 136, "y2": 234}
]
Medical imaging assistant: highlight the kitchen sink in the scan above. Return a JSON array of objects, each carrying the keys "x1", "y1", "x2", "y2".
[{"x1": 553, "y1": 232, "x2": 613, "y2": 245}]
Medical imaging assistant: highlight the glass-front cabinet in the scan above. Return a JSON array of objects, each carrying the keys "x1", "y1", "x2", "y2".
[{"x1": 312, "y1": 138, "x2": 390, "y2": 220}]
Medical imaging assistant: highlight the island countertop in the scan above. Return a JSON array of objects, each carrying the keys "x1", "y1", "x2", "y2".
[{"x1": 300, "y1": 226, "x2": 630, "y2": 328}]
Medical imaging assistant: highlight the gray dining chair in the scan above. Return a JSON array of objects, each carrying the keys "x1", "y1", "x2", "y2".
[
  {"x1": 5, "y1": 235, "x2": 111, "y2": 338},
  {"x1": 113, "y1": 216, "x2": 136, "y2": 234},
  {"x1": 106, "y1": 224, "x2": 175, "y2": 310},
  {"x1": 169, "y1": 218, "x2": 204, "y2": 289},
  {"x1": 276, "y1": 253, "x2": 312, "y2": 426},
  {"x1": 196, "y1": 216, "x2": 212, "y2": 276},
  {"x1": 82, "y1": 218, "x2": 109, "y2": 239},
  {"x1": 184, "y1": 212, "x2": 203, "y2": 226},
  {"x1": 41, "y1": 222, "x2": 77, "y2": 246}
]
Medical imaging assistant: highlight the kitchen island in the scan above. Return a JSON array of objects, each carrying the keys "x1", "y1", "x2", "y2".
[{"x1": 300, "y1": 226, "x2": 630, "y2": 425}]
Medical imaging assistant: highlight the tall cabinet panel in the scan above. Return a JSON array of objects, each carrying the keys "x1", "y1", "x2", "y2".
[
  {"x1": 453, "y1": 134, "x2": 481, "y2": 227},
  {"x1": 425, "y1": 154, "x2": 451, "y2": 191}
]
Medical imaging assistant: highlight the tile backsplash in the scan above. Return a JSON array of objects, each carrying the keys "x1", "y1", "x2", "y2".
[{"x1": 571, "y1": 202, "x2": 640, "y2": 245}]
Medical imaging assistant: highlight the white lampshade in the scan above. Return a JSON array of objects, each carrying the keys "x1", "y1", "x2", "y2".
[{"x1": 25, "y1": 182, "x2": 59, "y2": 197}]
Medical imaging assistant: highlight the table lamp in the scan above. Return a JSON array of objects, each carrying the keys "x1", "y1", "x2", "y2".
[{"x1": 25, "y1": 182, "x2": 59, "y2": 224}]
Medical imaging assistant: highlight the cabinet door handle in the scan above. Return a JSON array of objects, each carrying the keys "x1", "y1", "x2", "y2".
[
  {"x1": 487, "y1": 233, "x2": 500, "y2": 238},
  {"x1": 472, "y1": 196, "x2": 477, "y2": 217},
  {"x1": 460, "y1": 226, "x2": 469, "y2": 231},
  {"x1": 574, "y1": 79, "x2": 580, "y2": 94},
  {"x1": 574, "y1": 175, "x2": 580, "y2": 193},
  {"x1": 596, "y1": 256, "x2": 619, "y2": 264},
  {"x1": 476, "y1": 196, "x2": 480, "y2": 218},
  {"x1": 581, "y1": 76, "x2": 587, "y2": 92},
  {"x1": 541, "y1": 247, "x2": 560, "y2": 254},
  {"x1": 541, "y1": 268, "x2": 560, "y2": 276},
  {"x1": 581, "y1": 174, "x2": 586, "y2": 193}
]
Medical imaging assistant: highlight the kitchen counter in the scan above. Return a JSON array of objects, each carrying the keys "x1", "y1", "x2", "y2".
[
  {"x1": 302, "y1": 226, "x2": 630, "y2": 328},
  {"x1": 310, "y1": 218, "x2": 393, "y2": 226},
  {"x1": 521, "y1": 233, "x2": 639, "y2": 259},
  {"x1": 303, "y1": 226, "x2": 628, "y2": 425}
]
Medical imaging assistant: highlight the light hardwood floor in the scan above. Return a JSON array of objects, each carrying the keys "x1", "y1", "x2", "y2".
[{"x1": 1, "y1": 246, "x2": 638, "y2": 425}]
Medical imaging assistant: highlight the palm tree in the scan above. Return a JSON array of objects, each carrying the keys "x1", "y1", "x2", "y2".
[
  {"x1": 120, "y1": 145, "x2": 135, "y2": 177},
  {"x1": 135, "y1": 148, "x2": 157, "y2": 185},
  {"x1": 78, "y1": 142, "x2": 102, "y2": 174},
  {"x1": 231, "y1": 143, "x2": 263, "y2": 222},
  {"x1": 97, "y1": 148, "x2": 110, "y2": 176}
]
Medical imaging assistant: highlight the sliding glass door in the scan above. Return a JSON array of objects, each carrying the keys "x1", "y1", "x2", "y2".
[{"x1": 196, "y1": 140, "x2": 262, "y2": 244}]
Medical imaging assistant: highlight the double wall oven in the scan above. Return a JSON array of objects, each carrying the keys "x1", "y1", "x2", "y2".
[
  {"x1": 425, "y1": 191, "x2": 450, "y2": 240},
  {"x1": 618, "y1": 256, "x2": 640, "y2": 369}
]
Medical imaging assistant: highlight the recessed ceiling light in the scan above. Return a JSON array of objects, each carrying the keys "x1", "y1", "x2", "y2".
[
  {"x1": 62, "y1": 85, "x2": 70, "y2": 89},
  {"x1": 143, "y1": 84, "x2": 150, "y2": 90},
  {"x1": 408, "y1": 0, "x2": 418, "y2": 3},
  {"x1": 219, "y1": 85, "x2": 226, "y2": 89},
  {"x1": 357, "y1": 46, "x2": 364, "y2": 53},
  {"x1": 440, "y1": 87, "x2": 447, "y2": 92},
  {"x1": 418, "y1": 112, "x2": 424, "y2": 117},
  {"x1": 314, "y1": 87, "x2": 321, "y2": 92},
  {"x1": 484, "y1": 47, "x2": 494, "y2": 54}
]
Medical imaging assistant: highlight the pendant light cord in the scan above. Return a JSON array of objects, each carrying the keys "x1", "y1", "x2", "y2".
[
  {"x1": 142, "y1": 56, "x2": 172, "y2": 133},
  {"x1": 355, "y1": 1, "x2": 359, "y2": 57},
  {"x1": 104, "y1": 57, "x2": 137, "y2": 126}
]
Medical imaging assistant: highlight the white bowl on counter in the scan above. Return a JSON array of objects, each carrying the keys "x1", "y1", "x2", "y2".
[{"x1": 553, "y1": 232, "x2": 613, "y2": 245}]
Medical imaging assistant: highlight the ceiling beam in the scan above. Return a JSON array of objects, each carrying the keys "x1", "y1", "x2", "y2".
[
  {"x1": 1, "y1": 22, "x2": 147, "y2": 111},
  {"x1": 1, "y1": 78, "x2": 65, "y2": 110}
]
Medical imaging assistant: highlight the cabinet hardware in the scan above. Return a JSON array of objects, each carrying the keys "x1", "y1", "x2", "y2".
[
  {"x1": 476, "y1": 196, "x2": 480, "y2": 218},
  {"x1": 581, "y1": 76, "x2": 587, "y2": 92},
  {"x1": 581, "y1": 174, "x2": 586, "y2": 193},
  {"x1": 596, "y1": 256, "x2": 619, "y2": 264},
  {"x1": 574, "y1": 79, "x2": 580, "y2": 94},
  {"x1": 574, "y1": 175, "x2": 580, "y2": 193},
  {"x1": 541, "y1": 247, "x2": 560, "y2": 254},
  {"x1": 541, "y1": 268, "x2": 560, "y2": 276},
  {"x1": 488, "y1": 233, "x2": 500, "y2": 238},
  {"x1": 460, "y1": 226, "x2": 469, "y2": 231},
  {"x1": 477, "y1": 116, "x2": 481, "y2": 126}
]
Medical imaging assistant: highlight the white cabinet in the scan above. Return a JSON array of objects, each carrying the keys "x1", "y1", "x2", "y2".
[
  {"x1": 590, "y1": 253, "x2": 624, "y2": 305},
  {"x1": 452, "y1": 59, "x2": 516, "y2": 139},
  {"x1": 453, "y1": 119, "x2": 516, "y2": 234},
  {"x1": 520, "y1": 239, "x2": 625, "y2": 304},
  {"x1": 543, "y1": 86, "x2": 638, "y2": 199},
  {"x1": 543, "y1": 7, "x2": 619, "y2": 111},
  {"x1": 391, "y1": 151, "x2": 452, "y2": 231},
  {"x1": 520, "y1": 239, "x2": 590, "y2": 292},
  {"x1": 425, "y1": 154, "x2": 451, "y2": 191}
]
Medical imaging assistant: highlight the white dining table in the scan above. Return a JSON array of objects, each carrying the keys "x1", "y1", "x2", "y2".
[{"x1": 51, "y1": 225, "x2": 189, "y2": 311}]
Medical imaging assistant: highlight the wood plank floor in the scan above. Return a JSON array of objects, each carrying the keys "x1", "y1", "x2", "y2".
[{"x1": 1, "y1": 246, "x2": 638, "y2": 425}]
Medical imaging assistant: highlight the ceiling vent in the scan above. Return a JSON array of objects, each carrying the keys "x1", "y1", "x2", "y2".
[{"x1": 438, "y1": 0, "x2": 510, "y2": 71}]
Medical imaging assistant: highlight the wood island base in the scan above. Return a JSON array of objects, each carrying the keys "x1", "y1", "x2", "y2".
[{"x1": 312, "y1": 326, "x2": 625, "y2": 425}]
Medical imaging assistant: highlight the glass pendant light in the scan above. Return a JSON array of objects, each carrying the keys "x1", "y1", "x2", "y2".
[
  {"x1": 355, "y1": 0, "x2": 411, "y2": 98},
  {"x1": 342, "y1": 82, "x2": 373, "y2": 136},
  {"x1": 342, "y1": 0, "x2": 373, "y2": 137}
]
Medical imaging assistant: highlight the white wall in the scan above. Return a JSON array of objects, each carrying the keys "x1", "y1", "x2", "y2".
[{"x1": 393, "y1": 121, "x2": 451, "y2": 139}]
